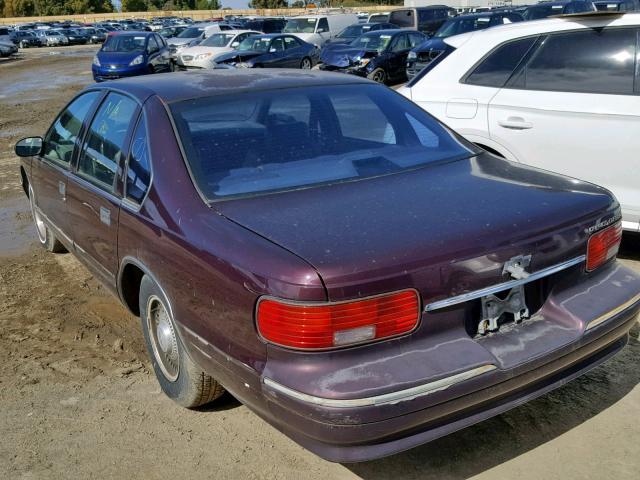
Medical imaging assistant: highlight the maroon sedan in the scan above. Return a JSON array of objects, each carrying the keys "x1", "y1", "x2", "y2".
[{"x1": 14, "y1": 71, "x2": 640, "y2": 462}]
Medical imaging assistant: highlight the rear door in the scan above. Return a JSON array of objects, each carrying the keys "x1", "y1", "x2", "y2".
[
  {"x1": 66, "y1": 92, "x2": 139, "y2": 285},
  {"x1": 487, "y1": 27, "x2": 640, "y2": 230},
  {"x1": 31, "y1": 91, "x2": 103, "y2": 247}
]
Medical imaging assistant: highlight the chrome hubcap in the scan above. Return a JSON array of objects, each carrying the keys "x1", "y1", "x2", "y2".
[
  {"x1": 29, "y1": 187, "x2": 46, "y2": 244},
  {"x1": 147, "y1": 296, "x2": 179, "y2": 382}
]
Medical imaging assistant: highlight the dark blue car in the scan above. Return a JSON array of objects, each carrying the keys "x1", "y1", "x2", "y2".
[
  {"x1": 215, "y1": 34, "x2": 319, "y2": 69},
  {"x1": 320, "y1": 29, "x2": 427, "y2": 84},
  {"x1": 406, "y1": 11, "x2": 523, "y2": 80},
  {"x1": 92, "y1": 31, "x2": 172, "y2": 82}
]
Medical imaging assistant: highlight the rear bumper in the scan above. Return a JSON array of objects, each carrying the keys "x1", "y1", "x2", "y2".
[{"x1": 183, "y1": 261, "x2": 640, "y2": 462}]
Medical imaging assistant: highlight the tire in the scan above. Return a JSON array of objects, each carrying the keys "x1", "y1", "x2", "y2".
[
  {"x1": 367, "y1": 67, "x2": 387, "y2": 84},
  {"x1": 169, "y1": 61, "x2": 176, "y2": 72},
  {"x1": 28, "y1": 185, "x2": 66, "y2": 253},
  {"x1": 300, "y1": 57, "x2": 312, "y2": 70},
  {"x1": 19, "y1": 41, "x2": 26, "y2": 49},
  {"x1": 139, "y1": 274, "x2": 225, "y2": 408}
]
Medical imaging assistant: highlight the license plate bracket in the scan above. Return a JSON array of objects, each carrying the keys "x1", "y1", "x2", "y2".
[{"x1": 478, "y1": 285, "x2": 530, "y2": 335}]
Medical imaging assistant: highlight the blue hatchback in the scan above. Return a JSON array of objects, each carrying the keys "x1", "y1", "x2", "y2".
[{"x1": 92, "y1": 31, "x2": 172, "y2": 82}]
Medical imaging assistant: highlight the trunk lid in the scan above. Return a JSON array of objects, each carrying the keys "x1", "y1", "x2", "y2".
[{"x1": 214, "y1": 155, "x2": 619, "y2": 302}]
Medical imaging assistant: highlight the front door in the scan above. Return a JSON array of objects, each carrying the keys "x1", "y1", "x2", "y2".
[
  {"x1": 66, "y1": 92, "x2": 139, "y2": 286},
  {"x1": 31, "y1": 91, "x2": 102, "y2": 246}
]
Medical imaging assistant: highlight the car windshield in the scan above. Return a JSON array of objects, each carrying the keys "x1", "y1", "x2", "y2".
[
  {"x1": 434, "y1": 16, "x2": 492, "y2": 38},
  {"x1": 177, "y1": 27, "x2": 204, "y2": 38},
  {"x1": 201, "y1": 33, "x2": 235, "y2": 47},
  {"x1": 170, "y1": 84, "x2": 473, "y2": 200},
  {"x1": 350, "y1": 33, "x2": 393, "y2": 52},
  {"x1": 338, "y1": 25, "x2": 364, "y2": 38},
  {"x1": 283, "y1": 18, "x2": 318, "y2": 33},
  {"x1": 102, "y1": 34, "x2": 147, "y2": 52},
  {"x1": 237, "y1": 36, "x2": 271, "y2": 52},
  {"x1": 523, "y1": 4, "x2": 565, "y2": 20}
]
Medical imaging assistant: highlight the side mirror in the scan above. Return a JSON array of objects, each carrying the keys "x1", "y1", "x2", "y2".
[
  {"x1": 15, "y1": 137, "x2": 43, "y2": 157},
  {"x1": 231, "y1": 41, "x2": 239, "y2": 47},
  {"x1": 317, "y1": 28, "x2": 326, "y2": 33},
  {"x1": 269, "y1": 47, "x2": 276, "y2": 53}
]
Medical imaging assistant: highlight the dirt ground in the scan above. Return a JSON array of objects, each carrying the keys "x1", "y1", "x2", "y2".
[{"x1": 0, "y1": 46, "x2": 639, "y2": 480}]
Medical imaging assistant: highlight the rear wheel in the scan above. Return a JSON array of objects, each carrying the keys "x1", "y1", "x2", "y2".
[
  {"x1": 367, "y1": 68, "x2": 387, "y2": 84},
  {"x1": 139, "y1": 275, "x2": 225, "y2": 408},
  {"x1": 300, "y1": 57, "x2": 312, "y2": 70},
  {"x1": 28, "y1": 185, "x2": 66, "y2": 253}
]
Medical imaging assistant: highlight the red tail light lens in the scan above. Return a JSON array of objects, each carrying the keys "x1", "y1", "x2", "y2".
[
  {"x1": 256, "y1": 290, "x2": 420, "y2": 350},
  {"x1": 586, "y1": 222, "x2": 622, "y2": 271}
]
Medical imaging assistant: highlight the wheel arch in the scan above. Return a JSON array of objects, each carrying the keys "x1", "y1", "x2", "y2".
[{"x1": 118, "y1": 257, "x2": 173, "y2": 319}]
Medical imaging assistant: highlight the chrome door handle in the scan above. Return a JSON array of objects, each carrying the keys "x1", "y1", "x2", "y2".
[
  {"x1": 58, "y1": 181, "x2": 66, "y2": 201},
  {"x1": 498, "y1": 117, "x2": 533, "y2": 130}
]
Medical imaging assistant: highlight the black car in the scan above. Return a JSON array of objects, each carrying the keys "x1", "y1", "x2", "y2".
[
  {"x1": 63, "y1": 28, "x2": 89, "y2": 45},
  {"x1": 82, "y1": 27, "x2": 107, "y2": 44},
  {"x1": 406, "y1": 11, "x2": 523, "y2": 80},
  {"x1": 215, "y1": 34, "x2": 318, "y2": 69},
  {"x1": 325, "y1": 22, "x2": 399, "y2": 46},
  {"x1": 10, "y1": 30, "x2": 40, "y2": 48},
  {"x1": 523, "y1": 1, "x2": 596, "y2": 19},
  {"x1": 388, "y1": 6, "x2": 457, "y2": 36},
  {"x1": 320, "y1": 29, "x2": 427, "y2": 84},
  {"x1": 245, "y1": 18, "x2": 287, "y2": 33}
]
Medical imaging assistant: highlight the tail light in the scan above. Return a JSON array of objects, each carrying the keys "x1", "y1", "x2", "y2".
[
  {"x1": 586, "y1": 222, "x2": 622, "y2": 272},
  {"x1": 256, "y1": 290, "x2": 420, "y2": 350}
]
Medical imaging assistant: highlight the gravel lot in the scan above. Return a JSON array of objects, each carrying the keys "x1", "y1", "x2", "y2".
[{"x1": 1, "y1": 46, "x2": 639, "y2": 480}]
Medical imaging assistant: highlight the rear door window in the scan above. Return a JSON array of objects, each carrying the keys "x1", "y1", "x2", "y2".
[
  {"x1": 77, "y1": 93, "x2": 137, "y2": 190},
  {"x1": 464, "y1": 37, "x2": 537, "y2": 87},
  {"x1": 43, "y1": 91, "x2": 101, "y2": 166},
  {"x1": 512, "y1": 28, "x2": 637, "y2": 95}
]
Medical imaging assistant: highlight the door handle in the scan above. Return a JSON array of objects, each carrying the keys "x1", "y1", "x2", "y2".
[
  {"x1": 498, "y1": 117, "x2": 533, "y2": 130},
  {"x1": 58, "y1": 181, "x2": 66, "y2": 201}
]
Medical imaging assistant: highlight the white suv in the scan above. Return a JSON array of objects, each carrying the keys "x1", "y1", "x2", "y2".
[{"x1": 399, "y1": 13, "x2": 640, "y2": 232}]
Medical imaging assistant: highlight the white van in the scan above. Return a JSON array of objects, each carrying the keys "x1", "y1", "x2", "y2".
[{"x1": 283, "y1": 14, "x2": 359, "y2": 47}]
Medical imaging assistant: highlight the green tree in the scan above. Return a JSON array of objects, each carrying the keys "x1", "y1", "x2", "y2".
[
  {"x1": 196, "y1": 0, "x2": 220, "y2": 9},
  {"x1": 248, "y1": 0, "x2": 287, "y2": 8},
  {"x1": 121, "y1": 0, "x2": 147, "y2": 12}
]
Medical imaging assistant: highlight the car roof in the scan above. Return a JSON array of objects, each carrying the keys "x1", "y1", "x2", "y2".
[
  {"x1": 363, "y1": 29, "x2": 405, "y2": 36},
  {"x1": 444, "y1": 11, "x2": 636, "y2": 48},
  {"x1": 93, "y1": 70, "x2": 373, "y2": 104}
]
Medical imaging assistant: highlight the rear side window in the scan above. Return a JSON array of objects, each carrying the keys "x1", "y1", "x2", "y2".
[
  {"x1": 511, "y1": 28, "x2": 637, "y2": 95},
  {"x1": 43, "y1": 91, "x2": 101, "y2": 166},
  {"x1": 77, "y1": 93, "x2": 137, "y2": 190},
  {"x1": 126, "y1": 115, "x2": 151, "y2": 203},
  {"x1": 465, "y1": 37, "x2": 537, "y2": 87},
  {"x1": 170, "y1": 84, "x2": 472, "y2": 200}
]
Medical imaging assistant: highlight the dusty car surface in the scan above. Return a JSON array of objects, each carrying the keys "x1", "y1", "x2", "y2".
[{"x1": 14, "y1": 70, "x2": 640, "y2": 463}]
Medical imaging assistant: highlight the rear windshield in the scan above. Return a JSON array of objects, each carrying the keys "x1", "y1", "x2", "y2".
[
  {"x1": 170, "y1": 84, "x2": 473, "y2": 200},
  {"x1": 434, "y1": 16, "x2": 492, "y2": 38}
]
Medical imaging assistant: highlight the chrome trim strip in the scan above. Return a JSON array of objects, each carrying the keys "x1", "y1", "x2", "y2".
[
  {"x1": 425, "y1": 255, "x2": 586, "y2": 312},
  {"x1": 586, "y1": 292, "x2": 640, "y2": 331},
  {"x1": 263, "y1": 364, "x2": 497, "y2": 408}
]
